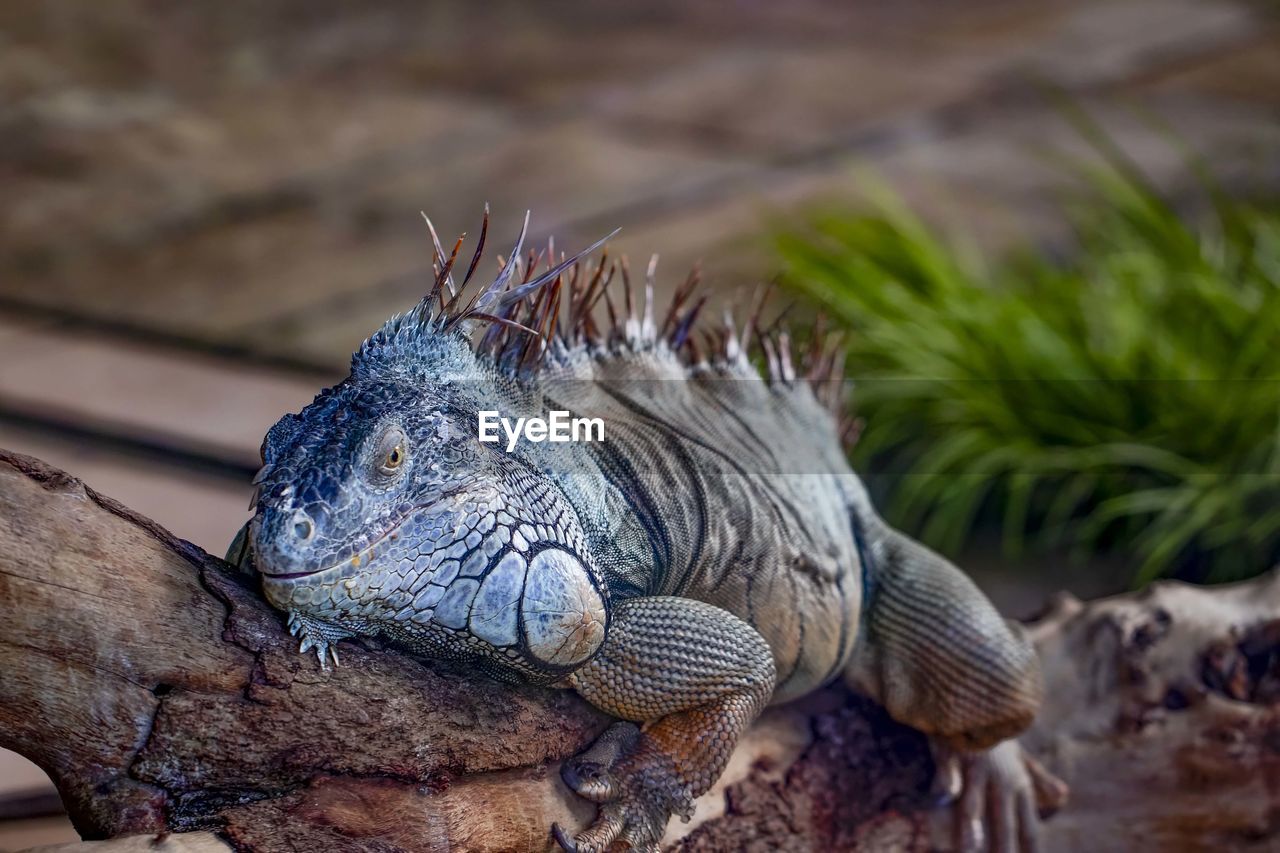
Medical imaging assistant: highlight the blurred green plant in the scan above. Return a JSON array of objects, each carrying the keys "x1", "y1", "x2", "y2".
[{"x1": 774, "y1": 169, "x2": 1280, "y2": 584}]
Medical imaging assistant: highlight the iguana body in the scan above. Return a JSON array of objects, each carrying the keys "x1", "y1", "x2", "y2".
[{"x1": 235, "y1": 213, "x2": 1049, "y2": 851}]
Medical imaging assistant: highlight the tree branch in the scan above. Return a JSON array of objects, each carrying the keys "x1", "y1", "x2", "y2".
[
  {"x1": 0, "y1": 450, "x2": 932, "y2": 851},
  {"x1": 13, "y1": 445, "x2": 1270, "y2": 851}
]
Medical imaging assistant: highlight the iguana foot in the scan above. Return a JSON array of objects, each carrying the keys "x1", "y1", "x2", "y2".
[
  {"x1": 286, "y1": 610, "x2": 352, "y2": 670},
  {"x1": 561, "y1": 721, "x2": 640, "y2": 803},
  {"x1": 555, "y1": 597, "x2": 775, "y2": 853},
  {"x1": 935, "y1": 740, "x2": 1068, "y2": 852},
  {"x1": 555, "y1": 724, "x2": 693, "y2": 852}
]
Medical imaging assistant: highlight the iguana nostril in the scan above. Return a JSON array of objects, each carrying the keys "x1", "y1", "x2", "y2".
[{"x1": 293, "y1": 515, "x2": 314, "y2": 541}]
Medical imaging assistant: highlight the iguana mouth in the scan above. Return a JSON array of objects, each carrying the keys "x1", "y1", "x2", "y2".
[
  {"x1": 260, "y1": 523, "x2": 400, "y2": 581},
  {"x1": 258, "y1": 489, "x2": 471, "y2": 580},
  {"x1": 266, "y1": 566, "x2": 351, "y2": 581}
]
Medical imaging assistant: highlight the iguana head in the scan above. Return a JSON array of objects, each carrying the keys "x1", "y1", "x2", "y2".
[
  {"x1": 250, "y1": 327, "x2": 492, "y2": 607},
  {"x1": 252, "y1": 365, "x2": 481, "y2": 580},
  {"x1": 245, "y1": 212, "x2": 610, "y2": 676}
]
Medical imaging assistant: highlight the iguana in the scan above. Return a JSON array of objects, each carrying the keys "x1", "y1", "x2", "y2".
[{"x1": 230, "y1": 210, "x2": 1059, "y2": 852}]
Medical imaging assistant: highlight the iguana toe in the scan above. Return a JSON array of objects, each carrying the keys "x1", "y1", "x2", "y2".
[
  {"x1": 558, "y1": 726, "x2": 694, "y2": 853},
  {"x1": 1023, "y1": 750, "x2": 1069, "y2": 819},
  {"x1": 561, "y1": 758, "x2": 618, "y2": 803},
  {"x1": 929, "y1": 743, "x2": 964, "y2": 808},
  {"x1": 618, "y1": 819, "x2": 664, "y2": 853},
  {"x1": 550, "y1": 822, "x2": 578, "y2": 852},
  {"x1": 950, "y1": 740, "x2": 1057, "y2": 853},
  {"x1": 286, "y1": 610, "x2": 352, "y2": 671},
  {"x1": 560, "y1": 720, "x2": 639, "y2": 803},
  {"x1": 563, "y1": 797, "x2": 668, "y2": 853}
]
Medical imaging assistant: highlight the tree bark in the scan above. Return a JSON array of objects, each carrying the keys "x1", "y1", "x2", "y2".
[
  {"x1": 1022, "y1": 570, "x2": 1280, "y2": 850},
  {"x1": 0, "y1": 449, "x2": 933, "y2": 852},
  {"x1": 5, "y1": 447, "x2": 1277, "y2": 852}
]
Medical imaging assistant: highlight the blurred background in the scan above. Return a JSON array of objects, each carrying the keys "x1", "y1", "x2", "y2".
[{"x1": 1, "y1": 0, "x2": 1277, "y2": 847}]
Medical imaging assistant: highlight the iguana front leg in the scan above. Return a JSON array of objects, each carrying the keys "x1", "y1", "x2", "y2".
[{"x1": 554, "y1": 596, "x2": 776, "y2": 852}]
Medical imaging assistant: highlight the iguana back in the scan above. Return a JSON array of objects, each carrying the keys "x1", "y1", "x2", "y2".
[{"x1": 542, "y1": 342, "x2": 865, "y2": 702}]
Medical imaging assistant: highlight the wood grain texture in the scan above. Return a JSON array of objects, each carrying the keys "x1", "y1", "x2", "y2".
[
  {"x1": 6, "y1": 446, "x2": 1276, "y2": 851},
  {"x1": 0, "y1": 449, "x2": 933, "y2": 851},
  {"x1": 1023, "y1": 572, "x2": 1280, "y2": 851}
]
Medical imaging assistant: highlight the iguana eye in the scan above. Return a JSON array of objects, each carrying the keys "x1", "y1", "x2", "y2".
[{"x1": 374, "y1": 427, "x2": 408, "y2": 477}]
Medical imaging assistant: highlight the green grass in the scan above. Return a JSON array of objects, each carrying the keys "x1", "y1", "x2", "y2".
[{"x1": 774, "y1": 170, "x2": 1280, "y2": 584}]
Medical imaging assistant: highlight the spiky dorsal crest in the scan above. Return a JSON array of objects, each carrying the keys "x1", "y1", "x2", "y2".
[
  {"x1": 352, "y1": 208, "x2": 616, "y2": 379},
  {"x1": 350, "y1": 208, "x2": 853, "y2": 436}
]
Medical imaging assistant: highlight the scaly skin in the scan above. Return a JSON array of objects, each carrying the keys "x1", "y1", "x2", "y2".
[{"x1": 235, "y1": 212, "x2": 1056, "y2": 852}]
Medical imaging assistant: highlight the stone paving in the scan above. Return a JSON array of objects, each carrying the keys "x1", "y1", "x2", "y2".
[{"x1": 0, "y1": 0, "x2": 1278, "y2": 836}]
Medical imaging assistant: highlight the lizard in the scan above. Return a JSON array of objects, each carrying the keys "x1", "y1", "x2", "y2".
[{"x1": 229, "y1": 209, "x2": 1061, "y2": 852}]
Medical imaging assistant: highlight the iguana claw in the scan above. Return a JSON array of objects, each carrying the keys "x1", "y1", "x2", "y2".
[
  {"x1": 939, "y1": 739, "x2": 1066, "y2": 853},
  {"x1": 561, "y1": 720, "x2": 636, "y2": 804},
  {"x1": 558, "y1": 723, "x2": 693, "y2": 853},
  {"x1": 297, "y1": 635, "x2": 330, "y2": 668},
  {"x1": 550, "y1": 822, "x2": 577, "y2": 852},
  {"x1": 285, "y1": 610, "x2": 351, "y2": 671}
]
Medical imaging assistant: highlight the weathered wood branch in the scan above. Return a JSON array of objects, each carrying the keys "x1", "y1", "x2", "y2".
[
  {"x1": 1023, "y1": 570, "x2": 1280, "y2": 850},
  {"x1": 0, "y1": 449, "x2": 932, "y2": 851},
  {"x1": 4, "y1": 447, "x2": 1277, "y2": 852}
]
